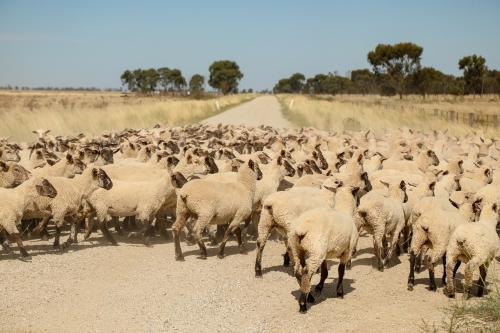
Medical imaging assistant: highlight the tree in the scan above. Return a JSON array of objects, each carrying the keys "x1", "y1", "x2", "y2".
[
  {"x1": 132, "y1": 69, "x2": 148, "y2": 93},
  {"x1": 120, "y1": 70, "x2": 135, "y2": 92},
  {"x1": 367, "y1": 42, "x2": 423, "y2": 99},
  {"x1": 273, "y1": 78, "x2": 292, "y2": 93},
  {"x1": 458, "y1": 55, "x2": 487, "y2": 98},
  {"x1": 157, "y1": 67, "x2": 171, "y2": 93},
  {"x1": 169, "y1": 69, "x2": 186, "y2": 94},
  {"x1": 410, "y1": 67, "x2": 441, "y2": 99},
  {"x1": 189, "y1": 74, "x2": 205, "y2": 92},
  {"x1": 248, "y1": 88, "x2": 253, "y2": 93},
  {"x1": 289, "y1": 73, "x2": 305, "y2": 93},
  {"x1": 208, "y1": 60, "x2": 244, "y2": 95},
  {"x1": 307, "y1": 74, "x2": 327, "y2": 94},
  {"x1": 144, "y1": 68, "x2": 159, "y2": 93},
  {"x1": 351, "y1": 69, "x2": 375, "y2": 95},
  {"x1": 321, "y1": 76, "x2": 340, "y2": 95}
]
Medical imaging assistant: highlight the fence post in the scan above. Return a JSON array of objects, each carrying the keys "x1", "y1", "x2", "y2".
[
  {"x1": 434, "y1": 109, "x2": 438, "y2": 116},
  {"x1": 450, "y1": 110, "x2": 455, "y2": 122},
  {"x1": 469, "y1": 113, "x2": 474, "y2": 127},
  {"x1": 494, "y1": 115, "x2": 498, "y2": 128}
]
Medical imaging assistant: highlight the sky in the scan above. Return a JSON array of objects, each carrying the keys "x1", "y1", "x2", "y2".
[{"x1": 1, "y1": 0, "x2": 499, "y2": 91}]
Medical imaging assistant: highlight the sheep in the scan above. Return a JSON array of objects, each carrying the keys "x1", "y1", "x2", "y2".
[
  {"x1": 22, "y1": 148, "x2": 60, "y2": 170},
  {"x1": 290, "y1": 186, "x2": 360, "y2": 313},
  {"x1": 444, "y1": 202, "x2": 500, "y2": 299},
  {"x1": 0, "y1": 146, "x2": 21, "y2": 162},
  {"x1": 459, "y1": 166, "x2": 492, "y2": 192},
  {"x1": 80, "y1": 172, "x2": 187, "y2": 247},
  {"x1": 254, "y1": 178, "x2": 343, "y2": 277},
  {"x1": 205, "y1": 157, "x2": 296, "y2": 238},
  {"x1": 382, "y1": 149, "x2": 439, "y2": 172},
  {"x1": 353, "y1": 180, "x2": 408, "y2": 271},
  {"x1": 0, "y1": 162, "x2": 32, "y2": 188},
  {"x1": 0, "y1": 177, "x2": 57, "y2": 258},
  {"x1": 407, "y1": 199, "x2": 476, "y2": 292},
  {"x1": 32, "y1": 129, "x2": 51, "y2": 139},
  {"x1": 23, "y1": 167, "x2": 113, "y2": 250},
  {"x1": 31, "y1": 154, "x2": 86, "y2": 178},
  {"x1": 172, "y1": 160, "x2": 262, "y2": 261}
]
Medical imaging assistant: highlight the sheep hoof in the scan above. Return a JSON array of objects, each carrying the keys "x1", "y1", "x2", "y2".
[
  {"x1": 175, "y1": 255, "x2": 185, "y2": 262},
  {"x1": 41, "y1": 234, "x2": 49, "y2": 241},
  {"x1": 2, "y1": 241, "x2": 12, "y2": 253},
  {"x1": 19, "y1": 248, "x2": 31, "y2": 259},
  {"x1": 217, "y1": 254, "x2": 225, "y2": 259},
  {"x1": 198, "y1": 254, "x2": 207, "y2": 260},
  {"x1": 463, "y1": 293, "x2": 470, "y2": 300},
  {"x1": 377, "y1": 266, "x2": 384, "y2": 272},
  {"x1": 429, "y1": 285, "x2": 437, "y2": 292},
  {"x1": 117, "y1": 230, "x2": 124, "y2": 236},
  {"x1": 128, "y1": 232, "x2": 137, "y2": 238},
  {"x1": 307, "y1": 293, "x2": 315, "y2": 303},
  {"x1": 299, "y1": 305, "x2": 308, "y2": 314},
  {"x1": 407, "y1": 282, "x2": 414, "y2": 291},
  {"x1": 144, "y1": 237, "x2": 152, "y2": 247},
  {"x1": 255, "y1": 273, "x2": 263, "y2": 279},
  {"x1": 239, "y1": 247, "x2": 247, "y2": 255},
  {"x1": 314, "y1": 285, "x2": 323, "y2": 295},
  {"x1": 337, "y1": 293, "x2": 344, "y2": 299}
]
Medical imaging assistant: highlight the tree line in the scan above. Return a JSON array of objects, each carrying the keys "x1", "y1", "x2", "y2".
[
  {"x1": 120, "y1": 60, "x2": 244, "y2": 96},
  {"x1": 273, "y1": 42, "x2": 500, "y2": 99}
]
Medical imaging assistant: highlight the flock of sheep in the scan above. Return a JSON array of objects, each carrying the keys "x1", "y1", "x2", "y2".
[{"x1": 0, "y1": 124, "x2": 499, "y2": 314}]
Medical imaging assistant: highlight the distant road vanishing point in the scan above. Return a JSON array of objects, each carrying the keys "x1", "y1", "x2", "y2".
[{"x1": 202, "y1": 96, "x2": 292, "y2": 128}]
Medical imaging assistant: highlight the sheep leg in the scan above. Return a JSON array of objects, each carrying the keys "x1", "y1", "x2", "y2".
[
  {"x1": 234, "y1": 227, "x2": 247, "y2": 254},
  {"x1": 402, "y1": 226, "x2": 411, "y2": 253},
  {"x1": 98, "y1": 220, "x2": 118, "y2": 246},
  {"x1": 1, "y1": 230, "x2": 12, "y2": 253},
  {"x1": 172, "y1": 211, "x2": 189, "y2": 262},
  {"x1": 427, "y1": 257, "x2": 437, "y2": 292},
  {"x1": 192, "y1": 223, "x2": 207, "y2": 259},
  {"x1": 444, "y1": 253, "x2": 459, "y2": 298},
  {"x1": 336, "y1": 263, "x2": 346, "y2": 298},
  {"x1": 61, "y1": 216, "x2": 78, "y2": 250},
  {"x1": 11, "y1": 232, "x2": 31, "y2": 259},
  {"x1": 463, "y1": 260, "x2": 480, "y2": 300},
  {"x1": 441, "y1": 257, "x2": 461, "y2": 286},
  {"x1": 112, "y1": 216, "x2": 123, "y2": 236},
  {"x1": 84, "y1": 212, "x2": 95, "y2": 241},
  {"x1": 314, "y1": 260, "x2": 329, "y2": 295},
  {"x1": 217, "y1": 224, "x2": 235, "y2": 259},
  {"x1": 155, "y1": 214, "x2": 169, "y2": 240},
  {"x1": 298, "y1": 265, "x2": 316, "y2": 314},
  {"x1": 415, "y1": 244, "x2": 429, "y2": 273},
  {"x1": 283, "y1": 235, "x2": 295, "y2": 267},
  {"x1": 32, "y1": 216, "x2": 50, "y2": 240},
  {"x1": 254, "y1": 224, "x2": 273, "y2": 277},
  {"x1": 373, "y1": 235, "x2": 384, "y2": 271},
  {"x1": 127, "y1": 218, "x2": 148, "y2": 244},
  {"x1": 407, "y1": 250, "x2": 418, "y2": 290},
  {"x1": 477, "y1": 264, "x2": 488, "y2": 297},
  {"x1": 53, "y1": 226, "x2": 62, "y2": 252}
]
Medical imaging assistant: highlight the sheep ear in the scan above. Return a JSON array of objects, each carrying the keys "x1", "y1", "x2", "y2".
[
  {"x1": 427, "y1": 150, "x2": 433, "y2": 157},
  {"x1": 357, "y1": 154, "x2": 363, "y2": 163},
  {"x1": 429, "y1": 182, "x2": 436, "y2": 191},
  {"x1": 92, "y1": 168, "x2": 98, "y2": 177},
  {"x1": 277, "y1": 156, "x2": 283, "y2": 165},
  {"x1": 326, "y1": 170, "x2": 332, "y2": 176},
  {"x1": 113, "y1": 148, "x2": 120, "y2": 154},
  {"x1": 400, "y1": 180, "x2": 406, "y2": 190},
  {"x1": 380, "y1": 181, "x2": 390, "y2": 188},
  {"x1": 289, "y1": 148, "x2": 295, "y2": 153},
  {"x1": 0, "y1": 161, "x2": 7, "y2": 172},
  {"x1": 493, "y1": 203, "x2": 498, "y2": 213},
  {"x1": 352, "y1": 186, "x2": 360, "y2": 194},
  {"x1": 280, "y1": 149, "x2": 286, "y2": 157},
  {"x1": 248, "y1": 159, "x2": 255, "y2": 169},
  {"x1": 442, "y1": 170, "x2": 449, "y2": 176},
  {"x1": 146, "y1": 147, "x2": 151, "y2": 152},
  {"x1": 484, "y1": 168, "x2": 491, "y2": 178},
  {"x1": 472, "y1": 199, "x2": 482, "y2": 213},
  {"x1": 449, "y1": 199, "x2": 459, "y2": 209},
  {"x1": 32, "y1": 130, "x2": 38, "y2": 134},
  {"x1": 407, "y1": 182, "x2": 418, "y2": 187},
  {"x1": 323, "y1": 185, "x2": 337, "y2": 193},
  {"x1": 66, "y1": 154, "x2": 73, "y2": 164},
  {"x1": 186, "y1": 154, "x2": 193, "y2": 164}
]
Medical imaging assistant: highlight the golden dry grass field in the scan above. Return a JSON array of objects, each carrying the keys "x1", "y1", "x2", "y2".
[
  {"x1": 0, "y1": 90, "x2": 256, "y2": 142},
  {"x1": 278, "y1": 94, "x2": 500, "y2": 138}
]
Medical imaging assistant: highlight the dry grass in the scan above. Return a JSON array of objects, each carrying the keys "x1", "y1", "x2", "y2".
[
  {"x1": 278, "y1": 94, "x2": 500, "y2": 138},
  {"x1": 0, "y1": 91, "x2": 256, "y2": 142}
]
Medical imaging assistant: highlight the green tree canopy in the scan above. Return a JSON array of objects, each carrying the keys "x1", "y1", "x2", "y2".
[
  {"x1": 120, "y1": 70, "x2": 135, "y2": 92},
  {"x1": 157, "y1": 67, "x2": 171, "y2": 92},
  {"x1": 367, "y1": 42, "x2": 423, "y2": 99},
  {"x1": 169, "y1": 69, "x2": 186, "y2": 93},
  {"x1": 351, "y1": 69, "x2": 375, "y2": 95},
  {"x1": 189, "y1": 74, "x2": 205, "y2": 92},
  {"x1": 289, "y1": 73, "x2": 305, "y2": 93},
  {"x1": 208, "y1": 60, "x2": 244, "y2": 95},
  {"x1": 144, "y1": 68, "x2": 159, "y2": 93},
  {"x1": 459, "y1": 54, "x2": 487, "y2": 98}
]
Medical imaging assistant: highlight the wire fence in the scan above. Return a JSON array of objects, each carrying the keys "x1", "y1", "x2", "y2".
[{"x1": 349, "y1": 101, "x2": 499, "y2": 129}]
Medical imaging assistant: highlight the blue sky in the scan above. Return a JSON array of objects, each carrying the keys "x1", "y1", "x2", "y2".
[{"x1": 1, "y1": 0, "x2": 499, "y2": 91}]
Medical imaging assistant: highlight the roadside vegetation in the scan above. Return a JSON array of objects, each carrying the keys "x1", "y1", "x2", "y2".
[{"x1": 0, "y1": 91, "x2": 255, "y2": 142}]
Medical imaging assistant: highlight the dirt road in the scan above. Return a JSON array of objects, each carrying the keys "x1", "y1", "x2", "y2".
[
  {"x1": 2, "y1": 227, "x2": 477, "y2": 333},
  {"x1": 203, "y1": 95, "x2": 292, "y2": 128}
]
